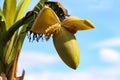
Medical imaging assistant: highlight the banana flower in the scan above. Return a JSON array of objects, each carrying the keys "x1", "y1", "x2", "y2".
[{"x1": 31, "y1": 6, "x2": 95, "y2": 69}]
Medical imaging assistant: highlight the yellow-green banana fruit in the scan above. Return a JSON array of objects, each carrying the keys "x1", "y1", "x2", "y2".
[{"x1": 53, "y1": 27, "x2": 80, "y2": 69}]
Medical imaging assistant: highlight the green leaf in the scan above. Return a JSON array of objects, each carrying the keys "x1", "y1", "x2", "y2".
[
  {"x1": 15, "y1": 0, "x2": 31, "y2": 21},
  {"x1": 4, "y1": 36, "x2": 16, "y2": 65},
  {"x1": 3, "y1": 0, "x2": 16, "y2": 30},
  {"x1": 0, "y1": 8, "x2": 5, "y2": 21},
  {"x1": 5, "y1": 24, "x2": 27, "y2": 75}
]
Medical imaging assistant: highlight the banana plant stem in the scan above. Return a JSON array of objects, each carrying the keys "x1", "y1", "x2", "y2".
[{"x1": 5, "y1": 14, "x2": 34, "y2": 44}]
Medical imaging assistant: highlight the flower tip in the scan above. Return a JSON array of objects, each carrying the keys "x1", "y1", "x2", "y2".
[{"x1": 84, "y1": 20, "x2": 95, "y2": 29}]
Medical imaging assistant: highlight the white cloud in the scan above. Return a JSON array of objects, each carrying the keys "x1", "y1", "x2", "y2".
[
  {"x1": 18, "y1": 51, "x2": 59, "y2": 69},
  {"x1": 96, "y1": 37, "x2": 120, "y2": 47},
  {"x1": 22, "y1": 66, "x2": 120, "y2": 80},
  {"x1": 24, "y1": 71, "x2": 92, "y2": 80},
  {"x1": 94, "y1": 37, "x2": 120, "y2": 63},
  {"x1": 99, "y1": 48, "x2": 120, "y2": 63}
]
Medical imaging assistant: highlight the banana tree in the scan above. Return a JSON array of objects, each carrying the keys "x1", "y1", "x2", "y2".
[{"x1": 0, "y1": 0, "x2": 95, "y2": 80}]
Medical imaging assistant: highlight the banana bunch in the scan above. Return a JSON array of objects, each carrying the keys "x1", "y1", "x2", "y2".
[{"x1": 31, "y1": 6, "x2": 95, "y2": 69}]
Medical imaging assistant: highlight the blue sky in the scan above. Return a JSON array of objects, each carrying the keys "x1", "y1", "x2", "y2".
[{"x1": 1, "y1": 0, "x2": 120, "y2": 80}]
